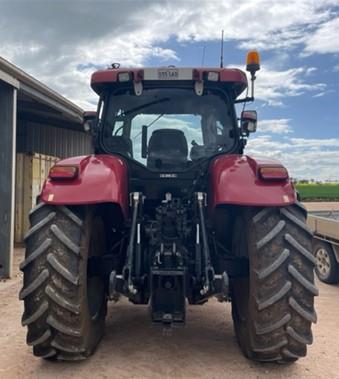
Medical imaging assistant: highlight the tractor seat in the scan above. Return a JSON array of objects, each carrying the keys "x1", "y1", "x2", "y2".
[
  {"x1": 104, "y1": 136, "x2": 133, "y2": 158},
  {"x1": 147, "y1": 129, "x2": 188, "y2": 170}
]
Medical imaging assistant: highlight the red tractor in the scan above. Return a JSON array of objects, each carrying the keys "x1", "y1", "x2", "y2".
[{"x1": 20, "y1": 52, "x2": 317, "y2": 363}]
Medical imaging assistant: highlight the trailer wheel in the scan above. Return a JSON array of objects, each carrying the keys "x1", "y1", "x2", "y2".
[
  {"x1": 19, "y1": 204, "x2": 107, "y2": 360},
  {"x1": 313, "y1": 241, "x2": 339, "y2": 284},
  {"x1": 231, "y1": 203, "x2": 317, "y2": 363}
]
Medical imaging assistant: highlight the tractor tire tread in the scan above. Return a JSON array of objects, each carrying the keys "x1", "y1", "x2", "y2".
[
  {"x1": 59, "y1": 206, "x2": 83, "y2": 227},
  {"x1": 27, "y1": 329, "x2": 51, "y2": 347},
  {"x1": 46, "y1": 315, "x2": 81, "y2": 337},
  {"x1": 45, "y1": 285, "x2": 80, "y2": 315},
  {"x1": 255, "y1": 313, "x2": 291, "y2": 335},
  {"x1": 20, "y1": 205, "x2": 105, "y2": 360},
  {"x1": 50, "y1": 224, "x2": 80, "y2": 255},
  {"x1": 51, "y1": 339, "x2": 86, "y2": 354},
  {"x1": 22, "y1": 300, "x2": 49, "y2": 326},
  {"x1": 256, "y1": 281, "x2": 291, "y2": 311},
  {"x1": 288, "y1": 264, "x2": 319, "y2": 295},
  {"x1": 20, "y1": 239, "x2": 52, "y2": 270},
  {"x1": 286, "y1": 326, "x2": 313, "y2": 345},
  {"x1": 252, "y1": 338, "x2": 288, "y2": 354},
  {"x1": 256, "y1": 220, "x2": 285, "y2": 249},
  {"x1": 28, "y1": 202, "x2": 48, "y2": 220},
  {"x1": 280, "y1": 208, "x2": 313, "y2": 236},
  {"x1": 232, "y1": 204, "x2": 317, "y2": 363},
  {"x1": 24, "y1": 212, "x2": 56, "y2": 241},
  {"x1": 288, "y1": 296, "x2": 317, "y2": 323},
  {"x1": 47, "y1": 253, "x2": 79, "y2": 285},
  {"x1": 19, "y1": 269, "x2": 49, "y2": 300},
  {"x1": 256, "y1": 248, "x2": 289, "y2": 280},
  {"x1": 285, "y1": 233, "x2": 316, "y2": 264}
]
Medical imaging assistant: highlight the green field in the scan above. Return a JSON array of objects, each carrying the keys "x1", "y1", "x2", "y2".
[{"x1": 295, "y1": 183, "x2": 339, "y2": 201}]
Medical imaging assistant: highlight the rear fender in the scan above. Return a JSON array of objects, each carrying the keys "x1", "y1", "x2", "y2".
[
  {"x1": 40, "y1": 155, "x2": 129, "y2": 218},
  {"x1": 209, "y1": 155, "x2": 296, "y2": 211}
]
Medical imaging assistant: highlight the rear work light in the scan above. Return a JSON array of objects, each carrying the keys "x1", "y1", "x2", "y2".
[
  {"x1": 118, "y1": 72, "x2": 132, "y2": 82},
  {"x1": 49, "y1": 166, "x2": 78, "y2": 180},
  {"x1": 206, "y1": 71, "x2": 219, "y2": 81},
  {"x1": 259, "y1": 166, "x2": 288, "y2": 181}
]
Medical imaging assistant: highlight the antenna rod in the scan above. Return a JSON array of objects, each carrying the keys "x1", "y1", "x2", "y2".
[
  {"x1": 220, "y1": 29, "x2": 224, "y2": 68},
  {"x1": 201, "y1": 45, "x2": 206, "y2": 67}
]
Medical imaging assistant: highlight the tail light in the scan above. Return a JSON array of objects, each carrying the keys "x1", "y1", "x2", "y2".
[
  {"x1": 259, "y1": 166, "x2": 288, "y2": 181},
  {"x1": 49, "y1": 166, "x2": 78, "y2": 180}
]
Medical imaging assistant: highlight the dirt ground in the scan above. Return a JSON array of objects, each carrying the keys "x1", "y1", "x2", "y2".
[
  {"x1": 304, "y1": 202, "x2": 339, "y2": 212},
  {"x1": 0, "y1": 246, "x2": 338, "y2": 379}
]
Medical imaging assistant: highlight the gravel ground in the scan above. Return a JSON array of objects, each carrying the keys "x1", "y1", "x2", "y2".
[
  {"x1": 1, "y1": 247, "x2": 339, "y2": 379},
  {"x1": 304, "y1": 202, "x2": 339, "y2": 212}
]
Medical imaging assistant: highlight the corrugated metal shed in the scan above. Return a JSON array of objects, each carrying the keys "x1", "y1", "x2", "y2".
[
  {"x1": 15, "y1": 153, "x2": 59, "y2": 243},
  {"x1": 0, "y1": 56, "x2": 84, "y2": 123},
  {"x1": 17, "y1": 120, "x2": 92, "y2": 158},
  {"x1": 0, "y1": 55, "x2": 95, "y2": 277}
]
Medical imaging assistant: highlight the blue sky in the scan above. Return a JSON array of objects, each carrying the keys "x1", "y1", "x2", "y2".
[{"x1": 0, "y1": 0, "x2": 338, "y2": 180}]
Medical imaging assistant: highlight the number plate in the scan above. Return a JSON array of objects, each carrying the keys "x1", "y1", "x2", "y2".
[{"x1": 157, "y1": 68, "x2": 179, "y2": 80}]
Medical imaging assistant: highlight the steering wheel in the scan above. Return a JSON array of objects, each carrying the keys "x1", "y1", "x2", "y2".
[
  {"x1": 114, "y1": 125, "x2": 124, "y2": 136},
  {"x1": 217, "y1": 125, "x2": 224, "y2": 134}
]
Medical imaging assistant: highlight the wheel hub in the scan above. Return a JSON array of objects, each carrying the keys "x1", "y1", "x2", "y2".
[{"x1": 316, "y1": 248, "x2": 330, "y2": 275}]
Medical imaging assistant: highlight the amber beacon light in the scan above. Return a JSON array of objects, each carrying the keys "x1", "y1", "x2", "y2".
[
  {"x1": 246, "y1": 50, "x2": 260, "y2": 74},
  {"x1": 245, "y1": 50, "x2": 260, "y2": 100}
]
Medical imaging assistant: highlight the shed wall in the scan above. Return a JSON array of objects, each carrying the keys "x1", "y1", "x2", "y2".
[
  {"x1": 15, "y1": 120, "x2": 92, "y2": 243},
  {"x1": 17, "y1": 119, "x2": 92, "y2": 158},
  {"x1": 15, "y1": 153, "x2": 59, "y2": 243}
]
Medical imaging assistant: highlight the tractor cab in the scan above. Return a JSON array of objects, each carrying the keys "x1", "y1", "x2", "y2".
[{"x1": 90, "y1": 65, "x2": 252, "y2": 172}]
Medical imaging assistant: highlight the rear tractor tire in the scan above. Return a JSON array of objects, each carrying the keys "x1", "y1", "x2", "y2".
[
  {"x1": 19, "y1": 203, "x2": 107, "y2": 360},
  {"x1": 231, "y1": 203, "x2": 318, "y2": 363}
]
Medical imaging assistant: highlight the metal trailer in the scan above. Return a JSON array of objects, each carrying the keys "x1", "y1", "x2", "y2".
[{"x1": 307, "y1": 211, "x2": 339, "y2": 284}]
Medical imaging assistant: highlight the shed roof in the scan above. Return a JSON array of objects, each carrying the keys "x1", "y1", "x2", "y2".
[{"x1": 0, "y1": 56, "x2": 84, "y2": 129}]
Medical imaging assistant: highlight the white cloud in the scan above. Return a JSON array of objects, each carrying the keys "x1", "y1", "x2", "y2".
[
  {"x1": 237, "y1": 65, "x2": 326, "y2": 106},
  {"x1": 258, "y1": 119, "x2": 292, "y2": 134},
  {"x1": 0, "y1": 0, "x2": 338, "y2": 110},
  {"x1": 257, "y1": 66, "x2": 326, "y2": 105},
  {"x1": 290, "y1": 137, "x2": 339, "y2": 148},
  {"x1": 171, "y1": 1, "x2": 335, "y2": 50},
  {"x1": 246, "y1": 135, "x2": 339, "y2": 180},
  {"x1": 304, "y1": 16, "x2": 339, "y2": 55},
  {"x1": 312, "y1": 90, "x2": 336, "y2": 97},
  {"x1": 312, "y1": 92, "x2": 326, "y2": 97},
  {"x1": 305, "y1": 67, "x2": 317, "y2": 76}
]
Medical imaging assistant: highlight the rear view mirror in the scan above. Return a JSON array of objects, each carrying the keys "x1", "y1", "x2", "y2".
[
  {"x1": 141, "y1": 125, "x2": 148, "y2": 158},
  {"x1": 241, "y1": 110, "x2": 257, "y2": 135},
  {"x1": 83, "y1": 111, "x2": 97, "y2": 133}
]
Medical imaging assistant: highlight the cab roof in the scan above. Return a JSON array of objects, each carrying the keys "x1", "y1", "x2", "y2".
[{"x1": 91, "y1": 67, "x2": 248, "y2": 99}]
